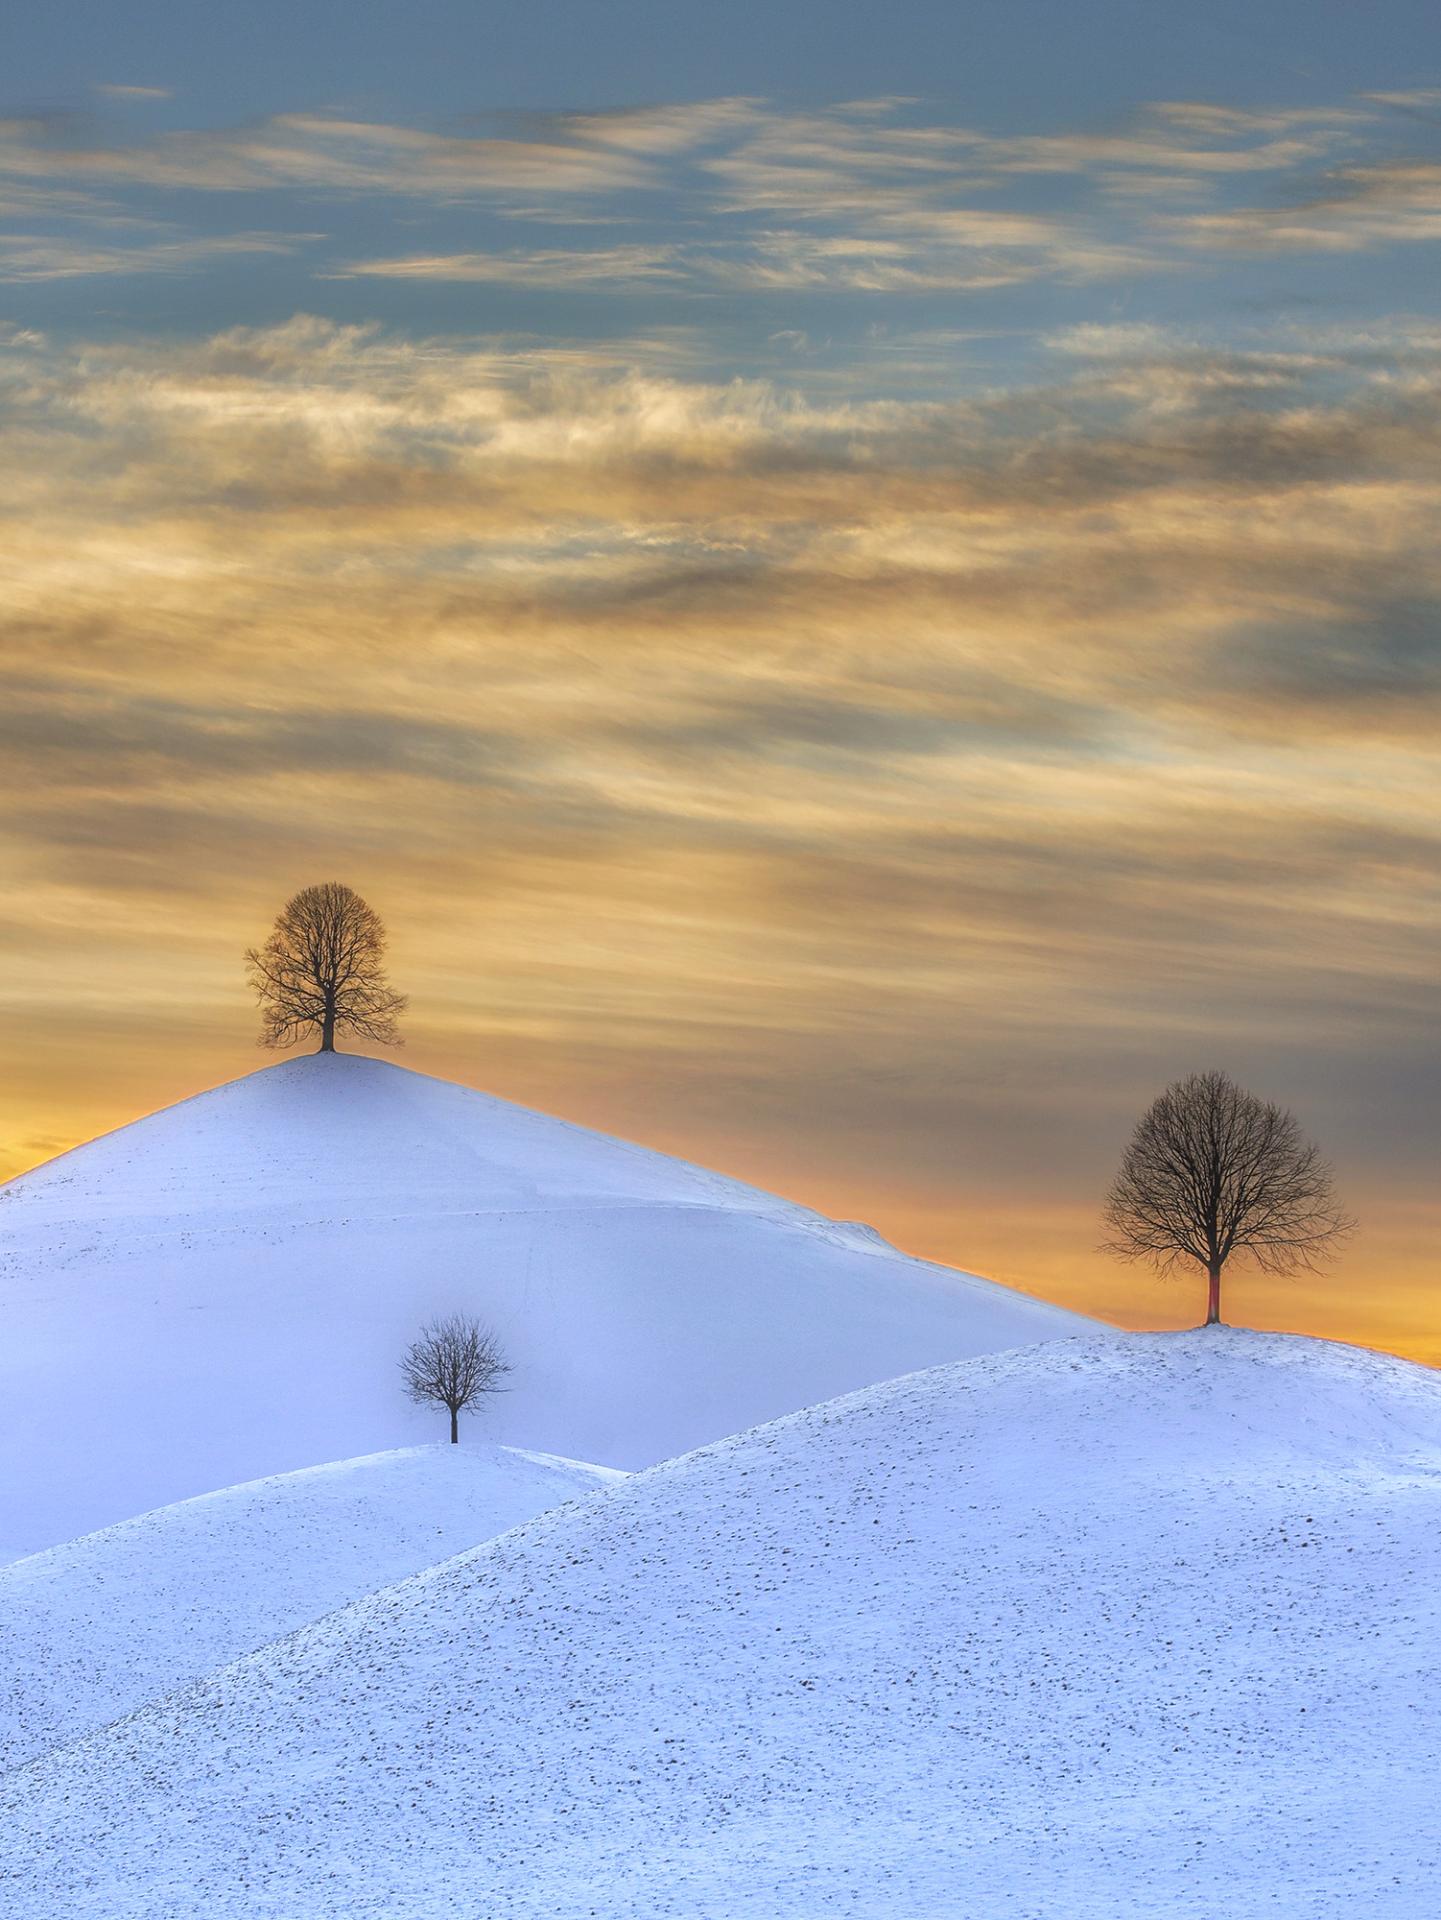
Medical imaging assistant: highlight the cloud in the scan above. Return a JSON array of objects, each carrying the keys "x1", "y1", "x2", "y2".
[
  {"x1": 1, "y1": 323, "x2": 1436, "y2": 985},
  {"x1": 0, "y1": 230, "x2": 313, "y2": 281},
  {"x1": 0, "y1": 180, "x2": 118, "y2": 219},
  {"x1": 333, "y1": 244, "x2": 688, "y2": 286},
  {"x1": 702, "y1": 97, "x2": 1365, "y2": 217},
  {"x1": 0, "y1": 680, "x2": 523, "y2": 789},
  {"x1": 973, "y1": 115, "x2": 1362, "y2": 178},
  {"x1": 0, "y1": 111, "x2": 653, "y2": 200},
  {"x1": 5, "y1": 312, "x2": 1440, "y2": 757},
  {"x1": 1363, "y1": 89, "x2": 1441, "y2": 116},
  {"x1": 544, "y1": 98, "x2": 767, "y2": 154},
  {"x1": 0, "y1": 88, "x2": 1432, "y2": 316},
  {"x1": 28, "y1": 92, "x2": 1359, "y2": 232},
  {"x1": 334, "y1": 224, "x2": 1138, "y2": 294},
  {"x1": 1213, "y1": 598, "x2": 1441, "y2": 714},
  {"x1": 697, "y1": 227, "x2": 1089, "y2": 292},
  {"x1": 93, "y1": 84, "x2": 174, "y2": 102},
  {"x1": 1170, "y1": 161, "x2": 1441, "y2": 254}
]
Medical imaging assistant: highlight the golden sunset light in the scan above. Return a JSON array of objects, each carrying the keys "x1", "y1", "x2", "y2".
[
  {"x1": 5, "y1": 5, "x2": 1441, "y2": 1910},
  {"x1": 4, "y1": 308, "x2": 1438, "y2": 1354}
]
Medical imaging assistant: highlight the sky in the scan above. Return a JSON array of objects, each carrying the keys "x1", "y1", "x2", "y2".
[{"x1": 2, "y1": 2, "x2": 1438, "y2": 1359}]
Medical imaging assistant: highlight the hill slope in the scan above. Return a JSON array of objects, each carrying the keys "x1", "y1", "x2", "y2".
[
  {"x1": 0, "y1": 1053, "x2": 1089, "y2": 1554},
  {"x1": 0, "y1": 1443, "x2": 618, "y2": 1771},
  {"x1": 6, "y1": 1331, "x2": 1439, "y2": 1917}
]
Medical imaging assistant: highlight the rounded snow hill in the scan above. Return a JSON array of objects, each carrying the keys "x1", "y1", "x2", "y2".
[
  {"x1": 7, "y1": 1330, "x2": 1440, "y2": 1918},
  {"x1": 0, "y1": 1443, "x2": 618, "y2": 1772},
  {"x1": 0, "y1": 1053, "x2": 1090, "y2": 1555}
]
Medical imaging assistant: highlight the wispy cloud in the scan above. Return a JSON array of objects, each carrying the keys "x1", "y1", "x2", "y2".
[
  {"x1": 335, "y1": 206, "x2": 1154, "y2": 295},
  {"x1": 6, "y1": 313, "x2": 1439, "y2": 763},
  {"x1": 1170, "y1": 161, "x2": 1441, "y2": 253},
  {"x1": 547, "y1": 98, "x2": 767, "y2": 154},
  {"x1": 1, "y1": 89, "x2": 1433, "y2": 290},
  {"x1": 334, "y1": 244, "x2": 687, "y2": 286},
  {"x1": 702, "y1": 97, "x2": 1367, "y2": 217},
  {"x1": 0, "y1": 111, "x2": 653, "y2": 199},
  {"x1": 0, "y1": 230, "x2": 312, "y2": 281},
  {"x1": 93, "y1": 84, "x2": 174, "y2": 102}
]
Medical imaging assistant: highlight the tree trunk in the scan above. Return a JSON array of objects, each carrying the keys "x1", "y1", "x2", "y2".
[
  {"x1": 1205, "y1": 1260, "x2": 1223, "y2": 1326},
  {"x1": 319, "y1": 1001, "x2": 336, "y2": 1052},
  {"x1": 449, "y1": 1405, "x2": 459, "y2": 1445}
]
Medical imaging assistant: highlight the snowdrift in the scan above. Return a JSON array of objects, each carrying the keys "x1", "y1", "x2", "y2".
[
  {"x1": 0, "y1": 1052, "x2": 1088, "y2": 1553},
  {"x1": 0, "y1": 1443, "x2": 617, "y2": 1771},
  {"x1": 7, "y1": 1330, "x2": 1440, "y2": 1917}
]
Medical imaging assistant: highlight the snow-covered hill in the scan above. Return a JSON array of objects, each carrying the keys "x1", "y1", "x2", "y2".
[
  {"x1": 0, "y1": 1053, "x2": 1089, "y2": 1554},
  {"x1": 7, "y1": 1331, "x2": 1439, "y2": 1917},
  {"x1": 0, "y1": 1443, "x2": 617, "y2": 1771}
]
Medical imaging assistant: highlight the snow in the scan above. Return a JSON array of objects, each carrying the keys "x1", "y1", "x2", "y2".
[
  {"x1": 7, "y1": 1329, "x2": 1439, "y2": 1917},
  {"x1": 0, "y1": 1443, "x2": 618, "y2": 1771},
  {"x1": 0, "y1": 1052, "x2": 1090, "y2": 1555}
]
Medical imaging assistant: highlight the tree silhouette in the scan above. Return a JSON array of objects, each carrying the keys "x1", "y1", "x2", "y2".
[
  {"x1": 1102, "y1": 1070, "x2": 1352, "y2": 1327},
  {"x1": 245, "y1": 882, "x2": 406, "y2": 1053},
  {"x1": 400, "y1": 1315, "x2": 510, "y2": 1444}
]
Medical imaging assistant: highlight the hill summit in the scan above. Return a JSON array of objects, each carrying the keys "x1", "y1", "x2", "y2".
[{"x1": 0, "y1": 1053, "x2": 1089, "y2": 1554}]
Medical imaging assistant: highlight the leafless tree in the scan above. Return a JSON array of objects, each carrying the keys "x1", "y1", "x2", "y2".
[
  {"x1": 245, "y1": 882, "x2": 406, "y2": 1053},
  {"x1": 400, "y1": 1314, "x2": 511, "y2": 1444},
  {"x1": 1102, "y1": 1070, "x2": 1353, "y2": 1327}
]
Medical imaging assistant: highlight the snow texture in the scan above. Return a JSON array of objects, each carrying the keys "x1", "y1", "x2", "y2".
[
  {"x1": 0, "y1": 1052, "x2": 1089, "y2": 1555},
  {"x1": 0, "y1": 1442, "x2": 618, "y2": 1770},
  {"x1": 6, "y1": 1329, "x2": 1439, "y2": 1918}
]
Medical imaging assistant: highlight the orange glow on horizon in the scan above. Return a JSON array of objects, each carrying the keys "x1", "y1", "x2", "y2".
[{"x1": 4, "y1": 1029, "x2": 1433, "y2": 1372}]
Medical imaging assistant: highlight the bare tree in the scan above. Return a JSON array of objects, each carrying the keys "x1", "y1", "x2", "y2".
[
  {"x1": 400, "y1": 1314, "x2": 511, "y2": 1444},
  {"x1": 246, "y1": 883, "x2": 406, "y2": 1053},
  {"x1": 1102, "y1": 1070, "x2": 1352, "y2": 1327}
]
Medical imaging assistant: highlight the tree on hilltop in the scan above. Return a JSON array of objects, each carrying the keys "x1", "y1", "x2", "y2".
[
  {"x1": 400, "y1": 1315, "x2": 511, "y2": 1444},
  {"x1": 246, "y1": 882, "x2": 406, "y2": 1053},
  {"x1": 1102, "y1": 1070, "x2": 1352, "y2": 1328}
]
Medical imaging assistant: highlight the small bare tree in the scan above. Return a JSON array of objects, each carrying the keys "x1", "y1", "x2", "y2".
[
  {"x1": 400, "y1": 1314, "x2": 511, "y2": 1444},
  {"x1": 246, "y1": 882, "x2": 406, "y2": 1053},
  {"x1": 1102, "y1": 1070, "x2": 1352, "y2": 1327}
]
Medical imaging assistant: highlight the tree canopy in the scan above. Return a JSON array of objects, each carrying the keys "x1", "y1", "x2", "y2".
[
  {"x1": 246, "y1": 882, "x2": 406, "y2": 1053},
  {"x1": 400, "y1": 1315, "x2": 510, "y2": 1444},
  {"x1": 1102, "y1": 1070, "x2": 1352, "y2": 1326}
]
